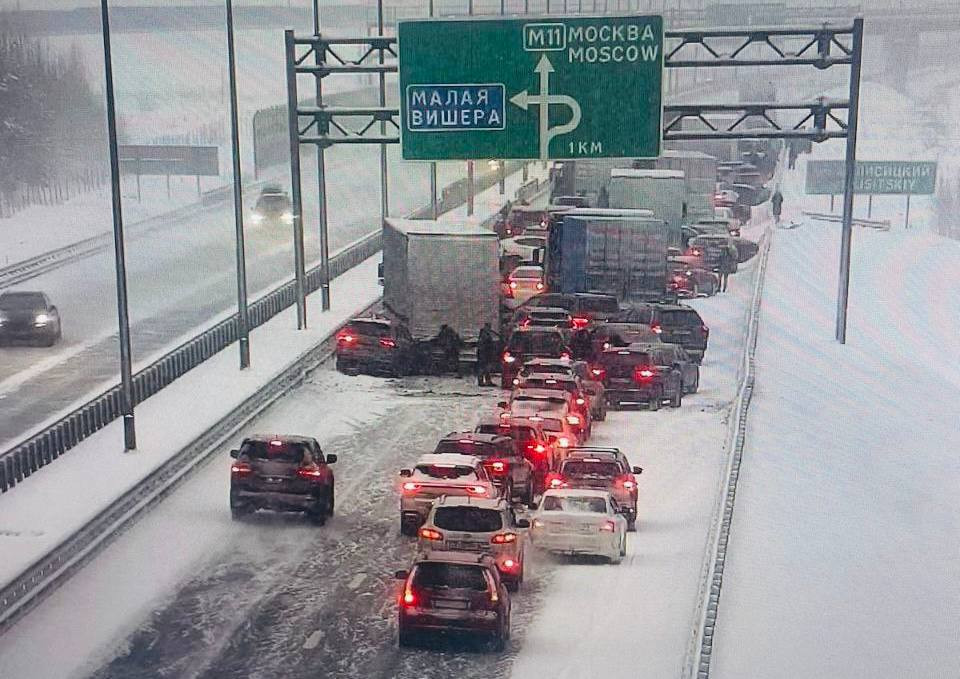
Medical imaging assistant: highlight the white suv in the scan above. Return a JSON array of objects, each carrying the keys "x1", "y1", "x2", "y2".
[
  {"x1": 398, "y1": 453, "x2": 498, "y2": 536},
  {"x1": 418, "y1": 496, "x2": 529, "y2": 591}
]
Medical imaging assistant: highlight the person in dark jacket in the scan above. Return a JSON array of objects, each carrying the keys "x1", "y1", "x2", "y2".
[
  {"x1": 772, "y1": 189, "x2": 784, "y2": 224},
  {"x1": 437, "y1": 324, "x2": 462, "y2": 377},
  {"x1": 570, "y1": 328, "x2": 593, "y2": 361},
  {"x1": 718, "y1": 243, "x2": 738, "y2": 292},
  {"x1": 476, "y1": 322, "x2": 500, "y2": 386}
]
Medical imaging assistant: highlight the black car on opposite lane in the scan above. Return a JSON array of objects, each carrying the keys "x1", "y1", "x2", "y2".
[{"x1": 0, "y1": 291, "x2": 62, "y2": 346}]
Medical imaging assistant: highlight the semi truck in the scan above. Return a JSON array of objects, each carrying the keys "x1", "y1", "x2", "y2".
[
  {"x1": 382, "y1": 217, "x2": 500, "y2": 342},
  {"x1": 544, "y1": 208, "x2": 681, "y2": 301},
  {"x1": 606, "y1": 169, "x2": 688, "y2": 230}
]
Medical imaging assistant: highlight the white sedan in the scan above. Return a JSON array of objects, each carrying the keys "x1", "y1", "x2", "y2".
[
  {"x1": 500, "y1": 235, "x2": 547, "y2": 264},
  {"x1": 529, "y1": 489, "x2": 628, "y2": 563}
]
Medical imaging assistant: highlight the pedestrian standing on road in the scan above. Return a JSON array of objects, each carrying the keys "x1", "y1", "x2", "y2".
[
  {"x1": 718, "y1": 243, "x2": 738, "y2": 292},
  {"x1": 772, "y1": 188, "x2": 784, "y2": 225},
  {"x1": 476, "y1": 322, "x2": 500, "y2": 387},
  {"x1": 437, "y1": 324, "x2": 463, "y2": 378}
]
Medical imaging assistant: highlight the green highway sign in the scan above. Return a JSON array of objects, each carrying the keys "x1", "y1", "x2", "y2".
[
  {"x1": 806, "y1": 160, "x2": 938, "y2": 195},
  {"x1": 397, "y1": 15, "x2": 663, "y2": 161}
]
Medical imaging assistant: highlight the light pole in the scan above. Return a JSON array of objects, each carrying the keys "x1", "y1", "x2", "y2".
[
  {"x1": 313, "y1": 0, "x2": 331, "y2": 310},
  {"x1": 225, "y1": 0, "x2": 251, "y2": 368},
  {"x1": 99, "y1": 0, "x2": 136, "y2": 450}
]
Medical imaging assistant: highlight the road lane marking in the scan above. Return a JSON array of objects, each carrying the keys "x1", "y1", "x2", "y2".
[
  {"x1": 302, "y1": 629, "x2": 324, "y2": 650},
  {"x1": 348, "y1": 573, "x2": 367, "y2": 590}
]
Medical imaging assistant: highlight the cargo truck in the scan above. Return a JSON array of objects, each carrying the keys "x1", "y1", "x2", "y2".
[
  {"x1": 544, "y1": 208, "x2": 680, "y2": 302},
  {"x1": 607, "y1": 169, "x2": 688, "y2": 231},
  {"x1": 655, "y1": 150, "x2": 718, "y2": 222},
  {"x1": 382, "y1": 218, "x2": 500, "y2": 343}
]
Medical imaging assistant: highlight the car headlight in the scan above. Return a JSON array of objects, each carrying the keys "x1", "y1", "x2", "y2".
[
  {"x1": 281, "y1": 211, "x2": 294, "y2": 224},
  {"x1": 34, "y1": 313, "x2": 49, "y2": 326}
]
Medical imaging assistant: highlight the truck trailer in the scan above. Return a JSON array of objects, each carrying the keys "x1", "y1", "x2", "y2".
[
  {"x1": 544, "y1": 208, "x2": 680, "y2": 301},
  {"x1": 607, "y1": 169, "x2": 688, "y2": 231},
  {"x1": 382, "y1": 217, "x2": 500, "y2": 342}
]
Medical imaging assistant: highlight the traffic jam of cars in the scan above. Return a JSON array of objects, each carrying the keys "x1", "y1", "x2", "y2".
[{"x1": 227, "y1": 150, "x2": 768, "y2": 651}]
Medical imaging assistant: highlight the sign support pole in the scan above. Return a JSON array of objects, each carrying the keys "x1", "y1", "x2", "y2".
[
  {"x1": 285, "y1": 29, "x2": 308, "y2": 329},
  {"x1": 226, "y1": 0, "x2": 251, "y2": 368},
  {"x1": 428, "y1": 0, "x2": 439, "y2": 220},
  {"x1": 313, "y1": 0, "x2": 331, "y2": 310},
  {"x1": 100, "y1": 0, "x2": 136, "y2": 451},
  {"x1": 377, "y1": 0, "x2": 390, "y2": 230},
  {"x1": 467, "y1": 161, "x2": 475, "y2": 216},
  {"x1": 904, "y1": 194, "x2": 910, "y2": 229},
  {"x1": 867, "y1": 193, "x2": 872, "y2": 218},
  {"x1": 834, "y1": 17, "x2": 863, "y2": 345}
]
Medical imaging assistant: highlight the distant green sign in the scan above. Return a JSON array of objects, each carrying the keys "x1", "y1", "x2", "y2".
[
  {"x1": 398, "y1": 16, "x2": 664, "y2": 161},
  {"x1": 805, "y1": 160, "x2": 937, "y2": 195}
]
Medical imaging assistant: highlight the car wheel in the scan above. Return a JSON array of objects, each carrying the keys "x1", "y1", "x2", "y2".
[
  {"x1": 327, "y1": 487, "x2": 335, "y2": 516},
  {"x1": 627, "y1": 518, "x2": 637, "y2": 533},
  {"x1": 505, "y1": 578, "x2": 519, "y2": 593},
  {"x1": 400, "y1": 517, "x2": 418, "y2": 537},
  {"x1": 620, "y1": 536, "x2": 627, "y2": 557},
  {"x1": 692, "y1": 373, "x2": 700, "y2": 394},
  {"x1": 609, "y1": 547, "x2": 623, "y2": 565},
  {"x1": 308, "y1": 505, "x2": 327, "y2": 526},
  {"x1": 492, "y1": 627, "x2": 507, "y2": 652},
  {"x1": 522, "y1": 480, "x2": 535, "y2": 506},
  {"x1": 230, "y1": 505, "x2": 251, "y2": 521},
  {"x1": 671, "y1": 386, "x2": 682, "y2": 408}
]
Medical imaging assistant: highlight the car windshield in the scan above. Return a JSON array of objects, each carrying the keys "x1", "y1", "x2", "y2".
[
  {"x1": 0, "y1": 293, "x2": 45, "y2": 310},
  {"x1": 529, "y1": 295, "x2": 573, "y2": 310},
  {"x1": 563, "y1": 461, "x2": 620, "y2": 478},
  {"x1": 659, "y1": 310, "x2": 703, "y2": 327},
  {"x1": 508, "y1": 332, "x2": 563, "y2": 354},
  {"x1": 413, "y1": 464, "x2": 478, "y2": 481},
  {"x1": 527, "y1": 378, "x2": 576, "y2": 393},
  {"x1": 412, "y1": 563, "x2": 488, "y2": 591},
  {"x1": 257, "y1": 193, "x2": 287, "y2": 206},
  {"x1": 433, "y1": 507, "x2": 503, "y2": 532},
  {"x1": 434, "y1": 440, "x2": 494, "y2": 456},
  {"x1": 541, "y1": 495, "x2": 608, "y2": 513},
  {"x1": 514, "y1": 394, "x2": 566, "y2": 406},
  {"x1": 511, "y1": 268, "x2": 542, "y2": 280},
  {"x1": 600, "y1": 352, "x2": 653, "y2": 377},
  {"x1": 523, "y1": 364, "x2": 573, "y2": 377},
  {"x1": 347, "y1": 321, "x2": 392, "y2": 337},
  {"x1": 539, "y1": 418, "x2": 564, "y2": 432},
  {"x1": 241, "y1": 440, "x2": 312, "y2": 463},
  {"x1": 510, "y1": 209, "x2": 548, "y2": 228},
  {"x1": 529, "y1": 312, "x2": 570, "y2": 325}
]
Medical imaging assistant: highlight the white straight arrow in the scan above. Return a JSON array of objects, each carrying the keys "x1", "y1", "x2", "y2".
[{"x1": 509, "y1": 55, "x2": 582, "y2": 160}]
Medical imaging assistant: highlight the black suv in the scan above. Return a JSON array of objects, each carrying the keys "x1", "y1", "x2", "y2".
[
  {"x1": 336, "y1": 317, "x2": 417, "y2": 376},
  {"x1": 434, "y1": 432, "x2": 535, "y2": 505},
  {"x1": 0, "y1": 291, "x2": 62, "y2": 346},
  {"x1": 250, "y1": 185, "x2": 292, "y2": 225},
  {"x1": 596, "y1": 344, "x2": 683, "y2": 411},
  {"x1": 396, "y1": 551, "x2": 511, "y2": 650},
  {"x1": 501, "y1": 326, "x2": 571, "y2": 385},
  {"x1": 229, "y1": 435, "x2": 337, "y2": 524},
  {"x1": 612, "y1": 304, "x2": 709, "y2": 364}
]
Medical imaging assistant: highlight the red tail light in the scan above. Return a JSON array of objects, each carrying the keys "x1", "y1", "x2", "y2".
[
  {"x1": 526, "y1": 441, "x2": 547, "y2": 456},
  {"x1": 491, "y1": 532, "x2": 518, "y2": 544},
  {"x1": 520, "y1": 318, "x2": 531, "y2": 328},
  {"x1": 501, "y1": 558, "x2": 519, "y2": 571},
  {"x1": 509, "y1": 280, "x2": 518, "y2": 289},
  {"x1": 418, "y1": 527, "x2": 443, "y2": 541},
  {"x1": 575, "y1": 396, "x2": 586, "y2": 406},
  {"x1": 701, "y1": 325, "x2": 709, "y2": 335},
  {"x1": 402, "y1": 481, "x2": 420, "y2": 493},
  {"x1": 591, "y1": 367, "x2": 606, "y2": 380},
  {"x1": 619, "y1": 475, "x2": 637, "y2": 492},
  {"x1": 502, "y1": 283, "x2": 514, "y2": 298},
  {"x1": 599, "y1": 520, "x2": 617, "y2": 533},
  {"x1": 379, "y1": 337, "x2": 396, "y2": 348},
  {"x1": 650, "y1": 323, "x2": 662, "y2": 335},
  {"x1": 536, "y1": 281, "x2": 544, "y2": 291},
  {"x1": 402, "y1": 586, "x2": 417, "y2": 606},
  {"x1": 546, "y1": 473, "x2": 566, "y2": 488},
  {"x1": 297, "y1": 464, "x2": 324, "y2": 480},
  {"x1": 560, "y1": 352, "x2": 571, "y2": 361},
  {"x1": 336, "y1": 332, "x2": 356, "y2": 345},
  {"x1": 502, "y1": 351, "x2": 516, "y2": 364},
  {"x1": 566, "y1": 415, "x2": 581, "y2": 426},
  {"x1": 689, "y1": 248, "x2": 702, "y2": 257},
  {"x1": 466, "y1": 485, "x2": 488, "y2": 496},
  {"x1": 635, "y1": 366, "x2": 657, "y2": 382},
  {"x1": 488, "y1": 460, "x2": 508, "y2": 474},
  {"x1": 571, "y1": 317, "x2": 589, "y2": 329},
  {"x1": 231, "y1": 462, "x2": 252, "y2": 478}
]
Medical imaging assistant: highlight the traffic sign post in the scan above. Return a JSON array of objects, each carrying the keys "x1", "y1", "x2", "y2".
[{"x1": 398, "y1": 16, "x2": 664, "y2": 161}]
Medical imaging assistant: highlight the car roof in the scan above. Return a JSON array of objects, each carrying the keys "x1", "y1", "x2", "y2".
[
  {"x1": 525, "y1": 357, "x2": 571, "y2": 366},
  {"x1": 542, "y1": 488, "x2": 613, "y2": 499},
  {"x1": 511, "y1": 265, "x2": 544, "y2": 274},
  {"x1": 513, "y1": 388, "x2": 569, "y2": 399},
  {"x1": 348, "y1": 317, "x2": 391, "y2": 326},
  {"x1": 512, "y1": 326, "x2": 563, "y2": 336},
  {"x1": 415, "y1": 453, "x2": 482, "y2": 467},
  {"x1": 439, "y1": 432, "x2": 512, "y2": 445},
  {"x1": 433, "y1": 495, "x2": 505, "y2": 510},
  {"x1": 244, "y1": 434, "x2": 316, "y2": 445},
  {"x1": 564, "y1": 450, "x2": 621, "y2": 463},
  {"x1": 524, "y1": 373, "x2": 576, "y2": 383},
  {"x1": 568, "y1": 446, "x2": 623, "y2": 456}
]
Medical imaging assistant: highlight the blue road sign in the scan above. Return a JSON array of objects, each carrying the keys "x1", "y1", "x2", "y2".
[{"x1": 405, "y1": 84, "x2": 506, "y2": 133}]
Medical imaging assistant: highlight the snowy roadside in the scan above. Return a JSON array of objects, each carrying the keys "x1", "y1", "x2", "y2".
[
  {"x1": 0, "y1": 169, "x2": 539, "y2": 594},
  {"x1": 711, "y1": 165, "x2": 960, "y2": 677}
]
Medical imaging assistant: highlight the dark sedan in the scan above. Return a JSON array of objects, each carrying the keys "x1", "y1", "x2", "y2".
[{"x1": 0, "y1": 291, "x2": 62, "y2": 346}]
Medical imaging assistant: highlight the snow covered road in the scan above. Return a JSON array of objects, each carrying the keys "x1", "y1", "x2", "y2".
[{"x1": 0, "y1": 250, "x2": 762, "y2": 679}]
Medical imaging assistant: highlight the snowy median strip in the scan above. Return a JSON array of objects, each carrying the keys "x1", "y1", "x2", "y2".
[{"x1": 0, "y1": 166, "x2": 545, "y2": 631}]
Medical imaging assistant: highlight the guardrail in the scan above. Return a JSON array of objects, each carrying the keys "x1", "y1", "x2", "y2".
[
  {"x1": 0, "y1": 162, "x2": 528, "y2": 493},
  {"x1": 802, "y1": 210, "x2": 891, "y2": 230}
]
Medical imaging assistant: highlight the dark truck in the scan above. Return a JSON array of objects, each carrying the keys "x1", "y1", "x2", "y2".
[{"x1": 545, "y1": 208, "x2": 681, "y2": 303}]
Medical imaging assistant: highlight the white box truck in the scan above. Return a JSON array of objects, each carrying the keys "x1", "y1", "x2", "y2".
[
  {"x1": 382, "y1": 217, "x2": 500, "y2": 343},
  {"x1": 607, "y1": 169, "x2": 688, "y2": 230}
]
